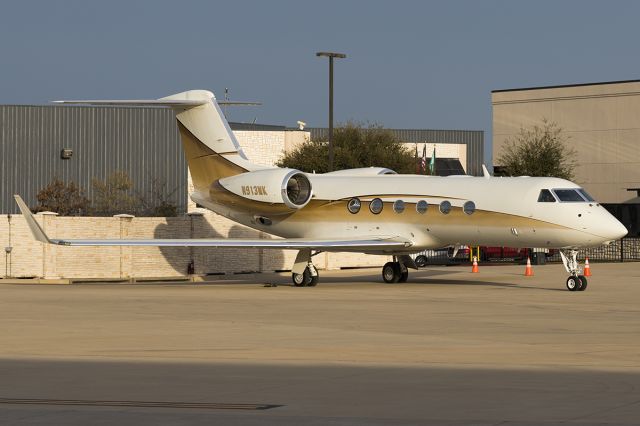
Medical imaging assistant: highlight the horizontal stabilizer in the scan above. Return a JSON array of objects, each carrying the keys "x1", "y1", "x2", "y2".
[
  {"x1": 52, "y1": 99, "x2": 208, "y2": 107},
  {"x1": 53, "y1": 100, "x2": 260, "y2": 107}
]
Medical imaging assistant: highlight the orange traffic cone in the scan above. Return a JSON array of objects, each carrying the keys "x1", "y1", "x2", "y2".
[
  {"x1": 584, "y1": 257, "x2": 592, "y2": 277},
  {"x1": 524, "y1": 257, "x2": 534, "y2": 276},
  {"x1": 471, "y1": 256, "x2": 479, "y2": 273}
]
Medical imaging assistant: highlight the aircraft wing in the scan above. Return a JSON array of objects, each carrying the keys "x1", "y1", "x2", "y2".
[{"x1": 14, "y1": 196, "x2": 412, "y2": 252}]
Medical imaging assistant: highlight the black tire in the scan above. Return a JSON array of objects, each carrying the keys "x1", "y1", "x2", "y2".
[
  {"x1": 399, "y1": 270, "x2": 409, "y2": 283},
  {"x1": 415, "y1": 255, "x2": 427, "y2": 268},
  {"x1": 292, "y1": 268, "x2": 312, "y2": 287},
  {"x1": 309, "y1": 269, "x2": 319, "y2": 287},
  {"x1": 566, "y1": 276, "x2": 580, "y2": 292},
  {"x1": 577, "y1": 275, "x2": 588, "y2": 291},
  {"x1": 382, "y1": 262, "x2": 400, "y2": 283}
]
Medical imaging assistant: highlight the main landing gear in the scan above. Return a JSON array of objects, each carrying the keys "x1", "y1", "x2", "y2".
[
  {"x1": 382, "y1": 255, "x2": 417, "y2": 283},
  {"x1": 291, "y1": 249, "x2": 319, "y2": 287},
  {"x1": 560, "y1": 249, "x2": 588, "y2": 292}
]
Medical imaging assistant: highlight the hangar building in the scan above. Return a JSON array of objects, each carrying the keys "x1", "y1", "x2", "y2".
[
  {"x1": 492, "y1": 80, "x2": 640, "y2": 204},
  {"x1": 1, "y1": 104, "x2": 484, "y2": 214}
]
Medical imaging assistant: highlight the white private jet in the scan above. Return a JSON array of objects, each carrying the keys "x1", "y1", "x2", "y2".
[{"x1": 14, "y1": 90, "x2": 628, "y2": 291}]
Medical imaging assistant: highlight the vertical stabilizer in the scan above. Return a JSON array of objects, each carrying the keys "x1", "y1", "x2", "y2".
[{"x1": 159, "y1": 90, "x2": 265, "y2": 190}]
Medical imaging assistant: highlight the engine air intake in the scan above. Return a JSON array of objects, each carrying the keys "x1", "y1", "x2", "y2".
[{"x1": 283, "y1": 173, "x2": 312, "y2": 208}]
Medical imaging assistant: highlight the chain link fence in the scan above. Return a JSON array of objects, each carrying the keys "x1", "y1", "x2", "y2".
[
  {"x1": 412, "y1": 238, "x2": 640, "y2": 266},
  {"x1": 545, "y1": 237, "x2": 640, "y2": 263}
]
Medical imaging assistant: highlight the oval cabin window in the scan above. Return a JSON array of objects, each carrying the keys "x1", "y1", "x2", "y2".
[
  {"x1": 439, "y1": 200, "x2": 451, "y2": 215},
  {"x1": 347, "y1": 198, "x2": 361, "y2": 214},
  {"x1": 369, "y1": 198, "x2": 383, "y2": 214},
  {"x1": 463, "y1": 201, "x2": 476, "y2": 215},
  {"x1": 416, "y1": 200, "x2": 428, "y2": 214}
]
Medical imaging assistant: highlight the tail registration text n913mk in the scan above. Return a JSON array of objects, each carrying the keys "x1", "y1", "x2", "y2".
[{"x1": 15, "y1": 90, "x2": 628, "y2": 290}]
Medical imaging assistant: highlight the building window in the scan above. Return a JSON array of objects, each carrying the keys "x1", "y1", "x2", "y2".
[
  {"x1": 463, "y1": 201, "x2": 476, "y2": 215},
  {"x1": 439, "y1": 200, "x2": 451, "y2": 214},
  {"x1": 347, "y1": 198, "x2": 361, "y2": 214},
  {"x1": 416, "y1": 200, "x2": 428, "y2": 214},
  {"x1": 393, "y1": 200, "x2": 405, "y2": 214},
  {"x1": 369, "y1": 198, "x2": 383, "y2": 214}
]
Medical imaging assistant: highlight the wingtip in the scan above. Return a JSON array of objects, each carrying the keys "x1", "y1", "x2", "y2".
[
  {"x1": 13, "y1": 195, "x2": 51, "y2": 244},
  {"x1": 13, "y1": 194, "x2": 28, "y2": 210}
]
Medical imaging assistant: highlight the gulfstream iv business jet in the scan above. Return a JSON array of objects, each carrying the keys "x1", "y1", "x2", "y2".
[{"x1": 15, "y1": 90, "x2": 628, "y2": 291}]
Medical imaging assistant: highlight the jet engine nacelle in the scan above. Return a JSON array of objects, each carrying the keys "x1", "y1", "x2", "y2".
[{"x1": 218, "y1": 168, "x2": 313, "y2": 209}]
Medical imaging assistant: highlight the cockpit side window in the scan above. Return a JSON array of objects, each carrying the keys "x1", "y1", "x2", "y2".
[
  {"x1": 578, "y1": 188, "x2": 595, "y2": 202},
  {"x1": 553, "y1": 189, "x2": 585, "y2": 202},
  {"x1": 538, "y1": 189, "x2": 556, "y2": 202}
]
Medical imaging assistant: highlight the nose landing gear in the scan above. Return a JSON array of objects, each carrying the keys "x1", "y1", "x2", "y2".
[{"x1": 560, "y1": 249, "x2": 588, "y2": 291}]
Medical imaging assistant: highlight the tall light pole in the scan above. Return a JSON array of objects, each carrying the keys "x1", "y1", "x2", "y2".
[{"x1": 316, "y1": 51, "x2": 346, "y2": 172}]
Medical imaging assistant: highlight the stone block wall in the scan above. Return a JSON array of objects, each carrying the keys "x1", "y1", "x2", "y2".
[{"x1": 0, "y1": 213, "x2": 390, "y2": 280}]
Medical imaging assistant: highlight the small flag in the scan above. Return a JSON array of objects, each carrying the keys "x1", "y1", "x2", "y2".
[
  {"x1": 429, "y1": 146, "x2": 436, "y2": 175},
  {"x1": 421, "y1": 144, "x2": 427, "y2": 174}
]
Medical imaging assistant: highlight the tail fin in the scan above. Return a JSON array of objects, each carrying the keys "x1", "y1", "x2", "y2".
[{"x1": 54, "y1": 90, "x2": 263, "y2": 191}]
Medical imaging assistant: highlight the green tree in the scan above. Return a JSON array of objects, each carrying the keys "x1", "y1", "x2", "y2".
[
  {"x1": 91, "y1": 170, "x2": 137, "y2": 216},
  {"x1": 497, "y1": 119, "x2": 577, "y2": 180},
  {"x1": 35, "y1": 177, "x2": 90, "y2": 216},
  {"x1": 277, "y1": 122, "x2": 415, "y2": 173}
]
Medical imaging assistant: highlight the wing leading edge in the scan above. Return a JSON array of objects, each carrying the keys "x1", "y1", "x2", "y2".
[{"x1": 13, "y1": 196, "x2": 412, "y2": 252}]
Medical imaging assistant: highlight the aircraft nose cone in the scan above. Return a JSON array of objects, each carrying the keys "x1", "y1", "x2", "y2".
[{"x1": 609, "y1": 218, "x2": 628, "y2": 240}]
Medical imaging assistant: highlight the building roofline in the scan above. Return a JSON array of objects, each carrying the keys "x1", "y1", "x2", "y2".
[
  {"x1": 492, "y1": 79, "x2": 640, "y2": 93},
  {"x1": 306, "y1": 127, "x2": 484, "y2": 134}
]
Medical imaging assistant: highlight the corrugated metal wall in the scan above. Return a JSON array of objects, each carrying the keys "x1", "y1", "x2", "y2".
[
  {"x1": 1, "y1": 105, "x2": 186, "y2": 214},
  {"x1": 309, "y1": 128, "x2": 484, "y2": 176}
]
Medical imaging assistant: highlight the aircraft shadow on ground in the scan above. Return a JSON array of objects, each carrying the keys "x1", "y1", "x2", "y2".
[
  {"x1": 154, "y1": 217, "x2": 285, "y2": 275},
  {"x1": 269, "y1": 268, "x2": 563, "y2": 291}
]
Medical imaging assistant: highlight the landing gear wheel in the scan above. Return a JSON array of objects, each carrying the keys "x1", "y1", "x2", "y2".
[
  {"x1": 292, "y1": 268, "x2": 312, "y2": 287},
  {"x1": 308, "y1": 268, "x2": 319, "y2": 287},
  {"x1": 415, "y1": 255, "x2": 427, "y2": 268},
  {"x1": 292, "y1": 266, "x2": 319, "y2": 287},
  {"x1": 566, "y1": 276, "x2": 580, "y2": 292},
  {"x1": 382, "y1": 262, "x2": 401, "y2": 283},
  {"x1": 577, "y1": 275, "x2": 588, "y2": 291},
  {"x1": 399, "y1": 270, "x2": 409, "y2": 283}
]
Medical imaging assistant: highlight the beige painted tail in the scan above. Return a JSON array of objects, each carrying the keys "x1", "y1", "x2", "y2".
[{"x1": 160, "y1": 90, "x2": 265, "y2": 190}]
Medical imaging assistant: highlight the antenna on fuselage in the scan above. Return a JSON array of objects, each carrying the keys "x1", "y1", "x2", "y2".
[{"x1": 482, "y1": 164, "x2": 491, "y2": 179}]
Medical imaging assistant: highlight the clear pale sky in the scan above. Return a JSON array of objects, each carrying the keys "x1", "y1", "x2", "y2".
[{"x1": 2, "y1": 0, "x2": 639, "y2": 162}]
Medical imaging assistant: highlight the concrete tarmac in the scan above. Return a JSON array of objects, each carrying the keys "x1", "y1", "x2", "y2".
[{"x1": 1, "y1": 263, "x2": 640, "y2": 425}]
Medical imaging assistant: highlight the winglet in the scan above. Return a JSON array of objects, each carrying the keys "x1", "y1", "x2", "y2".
[{"x1": 13, "y1": 195, "x2": 51, "y2": 244}]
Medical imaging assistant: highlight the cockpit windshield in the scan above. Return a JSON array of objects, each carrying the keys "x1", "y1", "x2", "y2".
[
  {"x1": 578, "y1": 188, "x2": 595, "y2": 202},
  {"x1": 553, "y1": 188, "x2": 595, "y2": 202},
  {"x1": 537, "y1": 189, "x2": 556, "y2": 202},
  {"x1": 553, "y1": 189, "x2": 584, "y2": 202}
]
